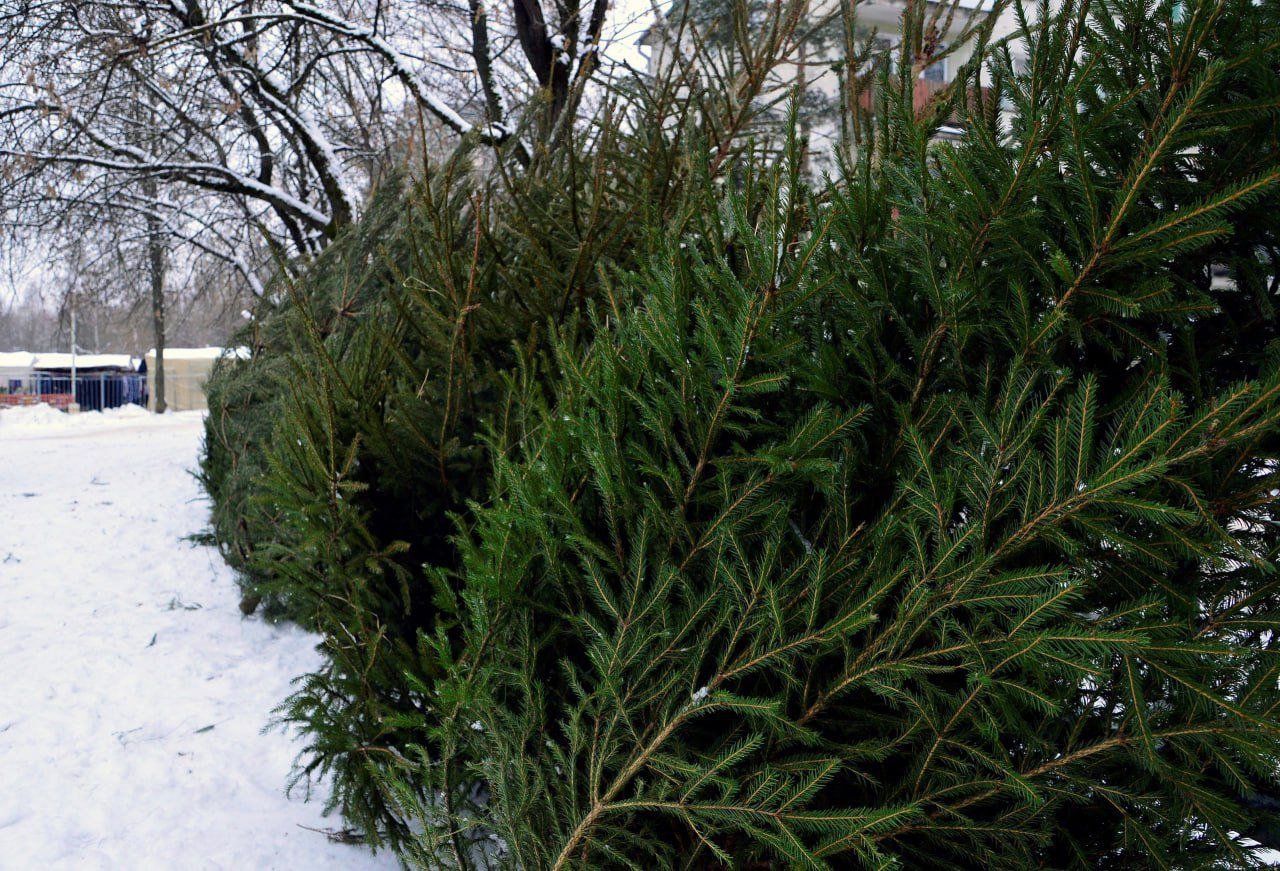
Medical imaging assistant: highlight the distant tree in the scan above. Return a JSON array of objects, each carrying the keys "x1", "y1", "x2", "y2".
[{"x1": 0, "y1": 0, "x2": 626, "y2": 272}]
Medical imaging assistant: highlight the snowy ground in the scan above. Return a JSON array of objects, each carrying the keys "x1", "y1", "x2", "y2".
[{"x1": 0, "y1": 405, "x2": 399, "y2": 869}]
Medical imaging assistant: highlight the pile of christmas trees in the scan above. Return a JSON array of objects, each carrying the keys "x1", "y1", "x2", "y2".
[{"x1": 201, "y1": 0, "x2": 1280, "y2": 864}]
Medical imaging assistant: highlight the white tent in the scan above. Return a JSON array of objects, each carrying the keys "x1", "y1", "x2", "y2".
[
  {"x1": 144, "y1": 347, "x2": 248, "y2": 412},
  {"x1": 0, "y1": 352, "x2": 36, "y2": 386}
]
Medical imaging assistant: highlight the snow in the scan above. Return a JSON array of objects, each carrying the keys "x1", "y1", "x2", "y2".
[
  {"x1": 0, "y1": 351, "x2": 37, "y2": 370},
  {"x1": 0, "y1": 403, "x2": 152, "y2": 435},
  {"x1": 145, "y1": 346, "x2": 250, "y2": 361},
  {"x1": 32, "y1": 353, "x2": 137, "y2": 370},
  {"x1": 0, "y1": 407, "x2": 398, "y2": 869},
  {"x1": 19, "y1": 145, "x2": 335, "y2": 232}
]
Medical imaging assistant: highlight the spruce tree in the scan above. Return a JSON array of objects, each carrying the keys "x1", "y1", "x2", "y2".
[
  {"x1": 372, "y1": 0, "x2": 1280, "y2": 865},
  {"x1": 199, "y1": 56, "x2": 808, "y2": 840},
  {"x1": 197, "y1": 0, "x2": 922, "y2": 844}
]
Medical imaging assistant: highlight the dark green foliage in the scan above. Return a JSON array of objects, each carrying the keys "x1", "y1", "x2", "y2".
[
  {"x1": 197, "y1": 0, "x2": 1280, "y2": 864},
  {"x1": 198, "y1": 104, "x2": 740, "y2": 838},
  {"x1": 197, "y1": 0, "x2": 983, "y2": 850},
  {"x1": 200, "y1": 178, "x2": 416, "y2": 618},
  {"x1": 368, "y1": 0, "x2": 1280, "y2": 866}
]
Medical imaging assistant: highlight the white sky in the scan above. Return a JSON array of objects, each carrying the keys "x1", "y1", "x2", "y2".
[
  {"x1": 602, "y1": 0, "x2": 660, "y2": 71},
  {"x1": 1, "y1": 249, "x2": 45, "y2": 309}
]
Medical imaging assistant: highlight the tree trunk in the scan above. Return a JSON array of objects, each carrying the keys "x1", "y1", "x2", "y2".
[{"x1": 145, "y1": 177, "x2": 168, "y2": 414}]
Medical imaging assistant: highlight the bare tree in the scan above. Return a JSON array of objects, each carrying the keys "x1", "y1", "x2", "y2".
[
  {"x1": 0, "y1": 0, "x2": 982, "y2": 367},
  {"x1": 143, "y1": 174, "x2": 169, "y2": 411},
  {"x1": 1, "y1": 201, "x2": 257, "y2": 353},
  {"x1": 0, "y1": 0, "x2": 621, "y2": 270},
  {"x1": 0, "y1": 0, "x2": 636, "y2": 386}
]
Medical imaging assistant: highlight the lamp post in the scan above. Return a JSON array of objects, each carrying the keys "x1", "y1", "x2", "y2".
[{"x1": 68, "y1": 292, "x2": 80, "y2": 414}]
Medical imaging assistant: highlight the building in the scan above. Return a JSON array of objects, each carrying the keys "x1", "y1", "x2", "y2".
[
  {"x1": 0, "y1": 347, "x2": 249, "y2": 414},
  {"x1": 0, "y1": 352, "x2": 144, "y2": 411},
  {"x1": 638, "y1": 0, "x2": 1022, "y2": 168},
  {"x1": 31, "y1": 354, "x2": 143, "y2": 412},
  {"x1": 0, "y1": 352, "x2": 37, "y2": 391}
]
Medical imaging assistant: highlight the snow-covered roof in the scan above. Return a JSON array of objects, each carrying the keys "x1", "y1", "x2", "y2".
[
  {"x1": 32, "y1": 353, "x2": 137, "y2": 370},
  {"x1": 0, "y1": 352, "x2": 37, "y2": 370},
  {"x1": 145, "y1": 346, "x2": 250, "y2": 361}
]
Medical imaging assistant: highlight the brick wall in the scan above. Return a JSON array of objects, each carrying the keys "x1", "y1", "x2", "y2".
[{"x1": 0, "y1": 394, "x2": 75, "y2": 410}]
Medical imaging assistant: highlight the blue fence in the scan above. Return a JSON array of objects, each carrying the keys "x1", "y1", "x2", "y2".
[{"x1": 4, "y1": 372, "x2": 149, "y2": 412}]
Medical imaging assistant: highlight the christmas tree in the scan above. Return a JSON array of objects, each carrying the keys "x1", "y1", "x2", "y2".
[
  {"x1": 369, "y1": 0, "x2": 1280, "y2": 865},
  {"x1": 199, "y1": 34, "x2": 817, "y2": 841}
]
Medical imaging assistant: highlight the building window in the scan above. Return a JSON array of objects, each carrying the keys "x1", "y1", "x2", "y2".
[
  {"x1": 921, "y1": 43, "x2": 947, "y2": 84},
  {"x1": 874, "y1": 36, "x2": 897, "y2": 75}
]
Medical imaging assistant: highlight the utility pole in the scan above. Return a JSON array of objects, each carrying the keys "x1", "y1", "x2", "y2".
[{"x1": 68, "y1": 292, "x2": 80, "y2": 414}]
